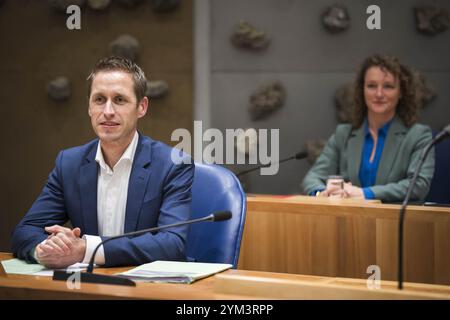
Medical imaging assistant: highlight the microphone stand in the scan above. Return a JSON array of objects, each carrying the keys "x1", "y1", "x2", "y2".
[
  {"x1": 53, "y1": 212, "x2": 231, "y2": 286},
  {"x1": 236, "y1": 151, "x2": 308, "y2": 177},
  {"x1": 397, "y1": 128, "x2": 449, "y2": 289}
]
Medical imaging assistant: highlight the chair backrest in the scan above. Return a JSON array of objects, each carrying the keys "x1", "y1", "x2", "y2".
[
  {"x1": 425, "y1": 132, "x2": 450, "y2": 204},
  {"x1": 186, "y1": 162, "x2": 246, "y2": 268}
]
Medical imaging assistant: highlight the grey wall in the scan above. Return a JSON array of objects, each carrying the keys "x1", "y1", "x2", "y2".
[{"x1": 197, "y1": 0, "x2": 450, "y2": 194}]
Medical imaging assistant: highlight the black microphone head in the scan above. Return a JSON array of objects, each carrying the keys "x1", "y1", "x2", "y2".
[
  {"x1": 212, "y1": 211, "x2": 232, "y2": 222},
  {"x1": 294, "y1": 151, "x2": 308, "y2": 159},
  {"x1": 443, "y1": 124, "x2": 450, "y2": 135},
  {"x1": 434, "y1": 124, "x2": 450, "y2": 144}
]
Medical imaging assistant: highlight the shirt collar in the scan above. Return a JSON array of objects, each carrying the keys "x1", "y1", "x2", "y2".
[
  {"x1": 95, "y1": 131, "x2": 139, "y2": 172},
  {"x1": 364, "y1": 118, "x2": 394, "y2": 138}
]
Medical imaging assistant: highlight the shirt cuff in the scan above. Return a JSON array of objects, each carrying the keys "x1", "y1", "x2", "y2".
[
  {"x1": 32, "y1": 248, "x2": 38, "y2": 262},
  {"x1": 363, "y1": 187, "x2": 375, "y2": 199},
  {"x1": 82, "y1": 235, "x2": 105, "y2": 265},
  {"x1": 32, "y1": 239, "x2": 48, "y2": 264},
  {"x1": 309, "y1": 187, "x2": 325, "y2": 196}
]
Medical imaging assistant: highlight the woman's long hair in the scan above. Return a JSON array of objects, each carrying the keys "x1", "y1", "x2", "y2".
[{"x1": 352, "y1": 54, "x2": 418, "y2": 128}]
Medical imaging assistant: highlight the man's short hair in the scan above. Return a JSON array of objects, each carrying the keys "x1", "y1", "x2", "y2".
[{"x1": 87, "y1": 56, "x2": 148, "y2": 103}]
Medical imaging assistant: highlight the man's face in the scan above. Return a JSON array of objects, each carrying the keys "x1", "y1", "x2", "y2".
[{"x1": 88, "y1": 70, "x2": 148, "y2": 146}]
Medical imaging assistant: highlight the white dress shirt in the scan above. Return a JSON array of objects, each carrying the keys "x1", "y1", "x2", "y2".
[{"x1": 82, "y1": 131, "x2": 139, "y2": 265}]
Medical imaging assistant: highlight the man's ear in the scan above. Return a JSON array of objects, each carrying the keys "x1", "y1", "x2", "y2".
[{"x1": 138, "y1": 96, "x2": 149, "y2": 118}]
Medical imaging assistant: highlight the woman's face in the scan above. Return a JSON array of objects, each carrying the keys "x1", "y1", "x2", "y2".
[{"x1": 364, "y1": 66, "x2": 401, "y2": 119}]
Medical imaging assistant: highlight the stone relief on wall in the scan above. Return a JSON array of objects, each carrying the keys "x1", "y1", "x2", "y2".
[
  {"x1": 321, "y1": 4, "x2": 350, "y2": 33},
  {"x1": 47, "y1": 76, "x2": 71, "y2": 101},
  {"x1": 109, "y1": 34, "x2": 140, "y2": 61},
  {"x1": 334, "y1": 83, "x2": 354, "y2": 124},
  {"x1": 233, "y1": 128, "x2": 259, "y2": 192},
  {"x1": 414, "y1": 6, "x2": 449, "y2": 36},
  {"x1": 50, "y1": 0, "x2": 179, "y2": 13},
  {"x1": 151, "y1": 0, "x2": 180, "y2": 13},
  {"x1": 145, "y1": 80, "x2": 169, "y2": 99},
  {"x1": 249, "y1": 81, "x2": 286, "y2": 120},
  {"x1": 48, "y1": 0, "x2": 85, "y2": 12},
  {"x1": 231, "y1": 21, "x2": 270, "y2": 51},
  {"x1": 115, "y1": 0, "x2": 144, "y2": 9},
  {"x1": 87, "y1": 0, "x2": 111, "y2": 11},
  {"x1": 305, "y1": 139, "x2": 326, "y2": 165},
  {"x1": 413, "y1": 70, "x2": 437, "y2": 109},
  {"x1": 235, "y1": 128, "x2": 258, "y2": 156}
]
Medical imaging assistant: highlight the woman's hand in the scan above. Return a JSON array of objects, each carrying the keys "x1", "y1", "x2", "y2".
[
  {"x1": 318, "y1": 185, "x2": 346, "y2": 198},
  {"x1": 318, "y1": 182, "x2": 365, "y2": 199},
  {"x1": 343, "y1": 182, "x2": 365, "y2": 199}
]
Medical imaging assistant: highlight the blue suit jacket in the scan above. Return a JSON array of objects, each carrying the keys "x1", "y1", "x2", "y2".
[{"x1": 11, "y1": 133, "x2": 194, "y2": 267}]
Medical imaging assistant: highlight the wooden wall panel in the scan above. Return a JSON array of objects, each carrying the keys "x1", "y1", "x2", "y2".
[
  {"x1": 0, "y1": 1, "x2": 193, "y2": 251},
  {"x1": 239, "y1": 196, "x2": 450, "y2": 285}
]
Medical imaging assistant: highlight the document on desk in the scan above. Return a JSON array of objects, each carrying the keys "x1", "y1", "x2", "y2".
[
  {"x1": 117, "y1": 261, "x2": 233, "y2": 284},
  {"x1": 1, "y1": 258, "x2": 87, "y2": 276}
]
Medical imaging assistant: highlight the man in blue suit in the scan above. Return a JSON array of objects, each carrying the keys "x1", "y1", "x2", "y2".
[{"x1": 11, "y1": 57, "x2": 194, "y2": 269}]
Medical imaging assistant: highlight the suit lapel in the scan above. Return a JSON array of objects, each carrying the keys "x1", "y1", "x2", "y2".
[
  {"x1": 80, "y1": 142, "x2": 99, "y2": 235},
  {"x1": 124, "y1": 134, "x2": 152, "y2": 233},
  {"x1": 347, "y1": 126, "x2": 364, "y2": 185},
  {"x1": 376, "y1": 116, "x2": 407, "y2": 185}
]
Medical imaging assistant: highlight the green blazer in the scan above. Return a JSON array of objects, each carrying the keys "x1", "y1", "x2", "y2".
[{"x1": 302, "y1": 116, "x2": 435, "y2": 202}]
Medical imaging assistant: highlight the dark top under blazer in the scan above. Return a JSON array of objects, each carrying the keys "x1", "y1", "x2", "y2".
[{"x1": 11, "y1": 133, "x2": 194, "y2": 267}]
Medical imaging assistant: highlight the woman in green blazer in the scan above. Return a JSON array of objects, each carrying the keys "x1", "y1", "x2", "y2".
[{"x1": 302, "y1": 54, "x2": 434, "y2": 203}]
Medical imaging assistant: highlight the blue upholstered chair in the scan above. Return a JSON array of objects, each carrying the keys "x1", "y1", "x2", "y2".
[
  {"x1": 425, "y1": 132, "x2": 450, "y2": 205},
  {"x1": 186, "y1": 163, "x2": 246, "y2": 268}
]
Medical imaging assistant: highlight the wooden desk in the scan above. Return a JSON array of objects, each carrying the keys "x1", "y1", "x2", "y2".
[
  {"x1": 0, "y1": 253, "x2": 225, "y2": 300},
  {"x1": 238, "y1": 195, "x2": 450, "y2": 285},
  {"x1": 1, "y1": 253, "x2": 450, "y2": 300}
]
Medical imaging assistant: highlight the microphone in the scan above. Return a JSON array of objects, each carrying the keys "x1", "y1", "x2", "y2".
[
  {"x1": 53, "y1": 211, "x2": 232, "y2": 286},
  {"x1": 236, "y1": 150, "x2": 308, "y2": 177},
  {"x1": 397, "y1": 125, "x2": 450, "y2": 289},
  {"x1": 432, "y1": 124, "x2": 450, "y2": 144},
  {"x1": 209, "y1": 211, "x2": 233, "y2": 221}
]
